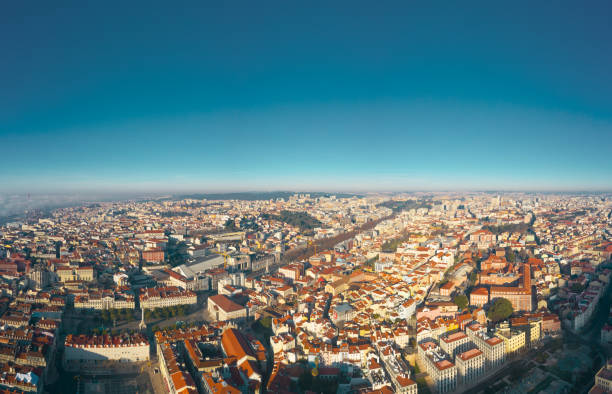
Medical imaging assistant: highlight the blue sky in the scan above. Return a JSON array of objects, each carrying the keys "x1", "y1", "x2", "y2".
[{"x1": 1, "y1": 1, "x2": 611, "y2": 192}]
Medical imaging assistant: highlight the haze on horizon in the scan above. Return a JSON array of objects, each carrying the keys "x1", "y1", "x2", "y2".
[{"x1": 1, "y1": 1, "x2": 611, "y2": 194}]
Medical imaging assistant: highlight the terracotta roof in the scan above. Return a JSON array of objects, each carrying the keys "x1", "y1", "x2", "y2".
[
  {"x1": 209, "y1": 294, "x2": 245, "y2": 313},
  {"x1": 458, "y1": 348, "x2": 483, "y2": 361},
  {"x1": 221, "y1": 328, "x2": 256, "y2": 362}
]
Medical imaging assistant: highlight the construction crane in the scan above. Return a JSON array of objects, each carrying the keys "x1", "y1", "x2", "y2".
[
  {"x1": 308, "y1": 240, "x2": 317, "y2": 256},
  {"x1": 212, "y1": 250, "x2": 231, "y2": 269}
]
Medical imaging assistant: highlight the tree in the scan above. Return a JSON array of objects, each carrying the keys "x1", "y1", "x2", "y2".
[
  {"x1": 101, "y1": 310, "x2": 110, "y2": 323},
  {"x1": 468, "y1": 272, "x2": 478, "y2": 286},
  {"x1": 224, "y1": 218, "x2": 238, "y2": 231},
  {"x1": 453, "y1": 295, "x2": 468, "y2": 310},
  {"x1": 260, "y1": 316, "x2": 272, "y2": 328},
  {"x1": 178, "y1": 305, "x2": 188, "y2": 316},
  {"x1": 487, "y1": 298, "x2": 514, "y2": 322}
]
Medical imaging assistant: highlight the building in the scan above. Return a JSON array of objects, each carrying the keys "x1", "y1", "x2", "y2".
[
  {"x1": 466, "y1": 323, "x2": 505, "y2": 368},
  {"x1": 330, "y1": 303, "x2": 354, "y2": 325},
  {"x1": 163, "y1": 269, "x2": 189, "y2": 288},
  {"x1": 456, "y1": 348, "x2": 485, "y2": 385},
  {"x1": 470, "y1": 287, "x2": 489, "y2": 307},
  {"x1": 278, "y1": 264, "x2": 302, "y2": 281},
  {"x1": 511, "y1": 317, "x2": 541, "y2": 347},
  {"x1": 28, "y1": 267, "x2": 52, "y2": 289},
  {"x1": 591, "y1": 359, "x2": 612, "y2": 393},
  {"x1": 440, "y1": 281, "x2": 456, "y2": 297},
  {"x1": 494, "y1": 323, "x2": 526, "y2": 355},
  {"x1": 440, "y1": 332, "x2": 470, "y2": 359},
  {"x1": 63, "y1": 333, "x2": 149, "y2": 368},
  {"x1": 202, "y1": 371, "x2": 241, "y2": 394},
  {"x1": 489, "y1": 264, "x2": 532, "y2": 312},
  {"x1": 142, "y1": 248, "x2": 165, "y2": 263},
  {"x1": 220, "y1": 328, "x2": 265, "y2": 392},
  {"x1": 470, "y1": 229, "x2": 496, "y2": 248},
  {"x1": 74, "y1": 291, "x2": 135, "y2": 310},
  {"x1": 395, "y1": 376, "x2": 418, "y2": 394},
  {"x1": 56, "y1": 265, "x2": 94, "y2": 283},
  {"x1": 158, "y1": 341, "x2": 198, "y2": 394},
  {"x1": 541, "y1": 314, "x2": 561, "y2": 334},
  {"x1": 139, "y1": 286, "x2": 197, "y2": 310},
  {"x1": 418, "y1": 341, "x2": 457, "y2": 393},
  {"x1": 207, "y1": 294, "x2": 247, "y2": 322}
]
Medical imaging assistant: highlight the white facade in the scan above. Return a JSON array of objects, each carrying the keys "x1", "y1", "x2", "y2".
[
  {"x1": 418, "y1": 342, "x2": 457, "y2": 393},
  {"x1": 456, "y1": 349, "x2": 485, "y2": 385},
  {"x1": 140, "y1": 287, "x2": 197, "y2": 310},
  {"x1": 64, "y1": 341, "x2": 149, "y2": 363},
  {"x1": 466, "y1": 324, "x2": 505, "y2": 368},
  {"x1": 440, "y1": 332, "x2": 470, "y2": 359}
]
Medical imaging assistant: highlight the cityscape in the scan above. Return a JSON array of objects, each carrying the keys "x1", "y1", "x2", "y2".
[
  {"x1": 0, "y1": 192, "x2": 611, "y2": 394},
  {"x1": 2, "y1": 2, "x2": 612, "y2": 394}
]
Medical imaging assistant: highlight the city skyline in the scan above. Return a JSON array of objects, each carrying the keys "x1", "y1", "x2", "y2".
[{"x1": 2, "y1": 1, "x2": 611, "y2": 192}]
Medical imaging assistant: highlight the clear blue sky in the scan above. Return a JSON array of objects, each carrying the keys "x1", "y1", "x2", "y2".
[{"x1": 1, "y1": 1, "x2": 611, "y2": 193}]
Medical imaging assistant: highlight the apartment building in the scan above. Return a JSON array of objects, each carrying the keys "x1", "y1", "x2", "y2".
[
  {"x1": 510, "y1": 317, "x2": 541, "y2": 347},
  {"x1": 440, "y1": 331, "x2": 471, "y2": 359},
  {"x1": 64, "y1": 333, "x2": 149, "y2": 366},
  {"x1": 139, "y1": 286, "x2": 197, "y2": 310},
  {"x1": 418, "y1": 341, "x2": 457, "y2": 393},
  {"x1": 142, "y1": 248, "x2": 165, "y2": 263},
  {"x1": 494, "y1": 323, "x2": 526, "y2": 355},
  {"x1": 466, "y1": 323, "x2": 505, "y2": 368},
  {"x1": 330, "y1": 303, "x2": 355, "y2": 325},
  {"x1": 469, "y1": 287, "x2": 489, "y2": 307},
  {"x1": 158, "y1": 341, "x2": 198, "y2": 394},
  {"x1": 456, "y1": 348, "x2": 485, "y2": 385}
]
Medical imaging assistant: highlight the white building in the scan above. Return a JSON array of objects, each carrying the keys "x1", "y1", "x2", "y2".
[
  {"x1": 456, "y1": 348, "x2": 485, "y2": 385},
  {"x1": 418, "y1": 341, "x2": 457, "y2": 393},
  {"x1": 139, "y1": 286, "x2": 197, "y2": 310},
  {"x1": 466, "y1": 323, "x2": 506, "y2": 368},
  {"x1": 74, "y1": 291, "x2": 135, "y2": 310},
  {"x1": 440, "y1": 331, "x2": 470, "y2": 359},
  {"x1": 63, "y1": 334, "x2": 149, "y2": 366},
  {"x1": 207, "y1": 294, "x2": 247, "y2": 322}
]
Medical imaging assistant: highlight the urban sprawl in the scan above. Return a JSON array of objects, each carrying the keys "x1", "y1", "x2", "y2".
[{"x1": 0, "y1": 193, "x2": 611, "y2": 394}]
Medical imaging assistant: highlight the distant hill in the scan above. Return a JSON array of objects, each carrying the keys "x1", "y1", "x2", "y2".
[{"x1": 175, "y1": 191, "x2": 362, "y2": 201}]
